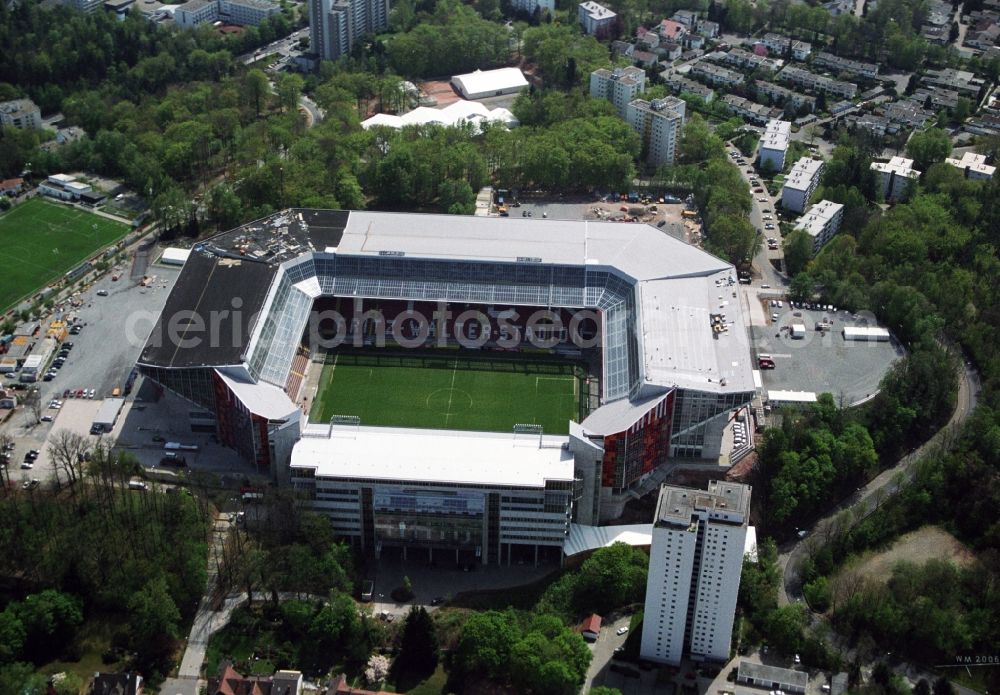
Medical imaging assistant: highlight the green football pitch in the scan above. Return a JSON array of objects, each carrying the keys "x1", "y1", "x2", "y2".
[
  {"x1": 310, "y1": 352, "x2": 584, "y2": 434},
  {"x1": 0, "y1": 197, "x2": 130, "y2": 312}
]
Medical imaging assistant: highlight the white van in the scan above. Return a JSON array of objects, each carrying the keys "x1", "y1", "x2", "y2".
[{"x1": 128, "y1": 480, "x2": 149, "y2": 491}]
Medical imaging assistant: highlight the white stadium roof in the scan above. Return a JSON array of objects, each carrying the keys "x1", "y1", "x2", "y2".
[
  {"x1": 292, "y1": 424, "x2": 574, "y2": 487},
  {"x1": 564, "y1": 523, "x2": 653, "y2": 556}
]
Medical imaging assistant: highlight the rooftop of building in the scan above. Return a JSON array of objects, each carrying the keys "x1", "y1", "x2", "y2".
[
  {"x1": 593, "y1": 66, "x2": 646, "y2": 85},
  {"x1": 579, "y1": 0, "x2": 615, "y2": 17},
  {"x1": 0, "y1": 98, "x2": 38, "y2": 113},
  {"x1": 945, "y1": 150, "x2": 996, "y2": 176},
  {"x1": 782, "y1": 157, "x2": 824, "y2": 191},
  {"x1": 871, "y1": 156, "x2": 921, "y2": 178},
  {"x1": 793, "y1": 200, "x2": 844, "y2": 236},
  {"x1": 451, "y1": 67, "x2": 529, "y2": 95},
  {"x1": 292, "y1": 423, "x2": 575, "y2": 487},
  {"x1": 654, "y1": 480, "x2": 751, "y2": 528},
  {"x1": 738, "y1": 661, "x2": 809, "y2": 688},
  {"x1": 760, "y1": 119, "x2": 791, "y2": 151},
  {"x1": 139, "y1": 209, "x2": 755, "y2": 422}
]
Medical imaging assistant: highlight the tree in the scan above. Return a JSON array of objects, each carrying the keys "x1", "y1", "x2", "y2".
[
  {"x1": 242, "y1": 69, "x2": 271, "y2": 119},
  {"x1": 452, "y1": 610, "x2": 520, "y2": 681},
  {"x1": 364, "y1": 654, "x2": 390, "y2": 686},
  {"x1": 46, "y1": 430, "x2": 90, "y2": 488},
  {"x1": 276, "y1": 73, "x2": 304, "y2": 114},
  {"x1": 396, "y1": 606, "x2": 438, "y2": 678},
  {"x1": 127, "y1": 576, "x2": 181, "y2": 656},
  {"x1": 678, "y1": 115, "x2": 725, "y2": 164},
  {"x1": 0, "y1": 610, "x2": 26, "y2": 664},
  {"x1": 906, "y1": 128, "x2": 951, "y2": 171},
  {"x1": 782, "y1": 229, "x2": 815, "y2": 276},
  {"x1": 22, "y1": 387, "x2": 41, "y2": 426},
  {"x1": 764, "y1": 604, "x2": 807, "y2": 654}
]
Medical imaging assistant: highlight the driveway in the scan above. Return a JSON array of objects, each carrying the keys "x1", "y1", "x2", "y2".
[{"x1": 583, "y1": 614, "x2": 634, "y2": 692}]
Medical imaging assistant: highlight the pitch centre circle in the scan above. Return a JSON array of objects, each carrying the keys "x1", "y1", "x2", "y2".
[{"x1": 425, "y1": 388, "x2": 473, "y2": 414}]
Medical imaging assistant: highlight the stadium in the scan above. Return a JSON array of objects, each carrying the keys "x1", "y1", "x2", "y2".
[{"x1": 137, "y1": 209, "x2": 755, "y2": 564}]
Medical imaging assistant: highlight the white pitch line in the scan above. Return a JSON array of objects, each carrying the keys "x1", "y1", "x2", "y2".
[{"x1": 444, "y1": 360, "x2": 459, "y2": 426}]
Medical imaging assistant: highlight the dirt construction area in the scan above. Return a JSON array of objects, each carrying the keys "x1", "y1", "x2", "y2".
[{"x1": 830, "y1": 526, "x2": 976, "y2": 603}]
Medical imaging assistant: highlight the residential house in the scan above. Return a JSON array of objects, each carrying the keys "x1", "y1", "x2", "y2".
[
  {"x1": 510, "y1": 0, "x2": 555, "y2": 15},
  {"x1": 658, "y1": 42, "x2": 683, "y2": 60},
  {"x1": 327, "y1": 675, "x2": 393, "y2": 695},
  {"x1": 877, "y1": 100, "x2": 933, "y2": 131},
  {"x1": 632, "y1": 50, "x2": 659, "y2": 68},
  {"x1": 662, "y1": 72, "x2": 715, "y2": 102},
  {"x1": 611, "y1": 40, "x2": 634, "y2": 59},
  {"x1": 852, "y1": 113, "x2": 892, "y2": 136},
  {"x1": 0, "y1": 177, "x2": 24, "y2": 196},
  {"x1": 778, "y1": 65, "x2": 858, "y2": 98},
  {"x1": 578, "y1": 1, "x2": 617, "y2": 36},
  {"x1": 658, "y1": 18, "x2": 687, "y2": 43},
  {"x1": 811, "y1": 52, "x2": 879, "y2": 79},
  {"x1": 871, "y1": 156, "x2": 921, "y2": 201},
  {"x1": 272, "y1": 671, "x2": 304, "y2": 695},
  {"x1": 922, "y1": 68, "x2": 985, "y2": 97},
  {"x1": 671, "y1": 9, "x2": 698, "y2": 27},
  {"x1": 90, "y1": 672, "x2": 143, "y2": 695},
  {"x1": 944, "y1": 151, "x2": 996, "y2": 180},
  {"x1": 697, "y1": 19, "x2": 719, "y2": 38},
  {"x1": 910, "y1": 86, "x2": 961, "y2": 111},
  {"x1": 39, "y1": 173, "x2": 92, "y2": 201},
  {"x1": 723, "y1": 94, "x2": 782, "y2": 125},
  {"x1": 591, "y1": 66, "x2": 647, "y2": 117},
  {"x1": 690, "y1": 61, "x2": 745, "y2": 88},
  {"x1": 921, "y1": 23, "x2": 948, "y2": 44},
  {"x1": 718, "y1": 46, "x2": 782, "y2": 72},
  {"x1": 685, "y1": 33, "x2": 705, "y2": 49},
  {"x1": 791, "y1": 40, "x2": 812, "y2": 60},
  {"x1": 637, "y1": 26, "x2": 660, "y2": 48},
  {"x1": 830, "y1": 99, "x2": 855, "y2": 114},
  {"x1": 755, "y1": 82, "x2": 816, "y2": 113},
  {"x1": 794, "y1": 199, "x2": 845, "y2": 253},
  {"x1": 0, "y1": 98, "x2": 42, "y2": 130},
  {"x1": 823, "y1": 0, "x2": 854, "y2": 15},
  {"x1": 759, "y1": 32, "x2": 791, "y2": 54},
  {"x1": 581, "y1": 613, "x2": 603, "y2": 641}
]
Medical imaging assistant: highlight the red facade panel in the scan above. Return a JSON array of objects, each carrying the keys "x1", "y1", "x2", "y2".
[{"x1": 600, "y1": 389, "x2": 675, "y2": 489}]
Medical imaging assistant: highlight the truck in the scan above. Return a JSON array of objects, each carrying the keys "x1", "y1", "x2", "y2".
[
  {"x1": 163, "y1": 442, "x2": 199, "y2": 452},
  {"x1": 790, "y1": 323, "x2": 806, "y2": 339},
  {"x1": 682, "y1": 210, "x2": 698, "y2": 219}
]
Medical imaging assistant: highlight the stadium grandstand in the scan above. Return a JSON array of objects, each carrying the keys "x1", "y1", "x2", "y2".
[{"x1": 137, "y1": 209, "x2": 754, "y2": 564}]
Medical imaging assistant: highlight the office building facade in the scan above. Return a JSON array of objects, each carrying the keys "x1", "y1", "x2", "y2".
[{"x1": 641, "y1": 481, "x2": 751, "y2": 665}]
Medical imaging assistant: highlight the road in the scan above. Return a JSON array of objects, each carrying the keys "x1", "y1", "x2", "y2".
[
  {"x1": 777, "y1": 356, "x2": 979, "y2": 606},
  {"x1": 299, "y1": 94, "x2": 323, "y2": 127},
  {"x1": 724, "y1": 141, "x2": 786, "y2": 290}
]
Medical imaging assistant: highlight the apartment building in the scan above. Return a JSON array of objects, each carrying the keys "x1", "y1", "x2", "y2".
[
  {"x1": 690, "y1": 61, "x2": 745, "y2": 88},
  {"x1": 781, "y1": 157, "x2": 824, "y2": 213},
  {"x1": 590, "y1": 66, "x2": 647, "y2": 117},
  {"x1": 626, "y1": 97, "x2": 686, "y2": 167},
  {"x1": 793, "y1": 200, "x2": 845, "y2": 254},
  {"x1": 663, "y1": 73, "x2": 715, "y2": 103},
  {"x1": 722, "y1": 94, "x2": 781, "y2": 125},
  {"x1": 759, "y1": 32, "x2": 790, "y2": 54},
  {"x1": 812, "y1": 51, "x2": 879, "y2": 79},
  {"x1": 759, "y1": 118, "x2": 792, "y2": 171},
  {"x1": 778, "y1": 65, "x2": 858, "y2": 99},
  {"x1": 754, "y1": 82, "x2": 816, "y2": 113},
  {"x1": 61, "y1": 0, "x2": 104, "y2": 12},
  {"x1": 717, "y1": 47, "x2": 782, "y2": 73},
  {"x1": 871, "y1": 156, "x2": 921, "y2": 201},
  {"x1": 174, "y1": 0, "x2": 280, "y2": 27},
  {"x1": 922, "y1": 68, "x2": 985, "y2": 97},
  {"x1": 310, "y1": 0, "x2": 389, "y2": 61},
  {"x1": 509, "y1": 0, "x2": 554, "y2": 16},
  {"x1": 640, "y1": 481, "x2": 751, "y2": 665},
  {"x1": 0, "y1": 99, "x2": 42, "y2": 130},
  {"x1": 791, "y1": 41, "x2": 812, "y2": 60},
  {"x1": 944, "y1": 151, "x2": 996, "y2": 180},
  {"x1": 578, "y1": 1, "x2": 617, "y2": 36}
]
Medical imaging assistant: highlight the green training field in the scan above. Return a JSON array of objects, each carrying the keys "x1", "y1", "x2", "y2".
[
  {"x1": 0, "y1": 197, "x2": 130, "y2": 312},
  {"x1": 310, "y1": 352, "x2": 583, "y2": 434}
]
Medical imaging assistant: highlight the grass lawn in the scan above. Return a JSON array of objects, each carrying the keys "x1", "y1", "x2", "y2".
[
  {"x1": 36, "y1": 616, "x2": 123, "y2": 684},
  {"x1": 310, "y1": 351, "x2": 583, "y2": 434},
  {"x1": 0, "y1": 197, "x2": 130, "y2": 312}
]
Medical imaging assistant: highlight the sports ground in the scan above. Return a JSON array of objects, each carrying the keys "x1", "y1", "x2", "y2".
[
  {"x1": 310, "y1": 352, "x2": 585, "y2": 434},
  {"x1": 0, "y1": 198, "x2": 130, "y2": 312}
]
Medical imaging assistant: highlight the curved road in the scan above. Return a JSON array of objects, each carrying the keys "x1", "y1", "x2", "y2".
[{"x1": 777, "y1": 357, "x2": 980, "y2": 606}]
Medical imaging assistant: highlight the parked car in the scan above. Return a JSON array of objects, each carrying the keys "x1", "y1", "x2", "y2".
[
  {"x1": 617, "y1": 626, "x2": 629, "y2": 635},
  {"x1": 96, "y1": 289, "x2": 108, "y2": 297}
]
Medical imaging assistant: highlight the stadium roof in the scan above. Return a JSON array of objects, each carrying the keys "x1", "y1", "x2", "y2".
[
  {"x1": 291, "y1": 423, "x2": 574, "y2": 487},
  {"x1": 139, "y1": 209, "x2": 755, "y2": 424},
  {"x1": 564, "y1": 523, "x2": 653, "y2": 556}
]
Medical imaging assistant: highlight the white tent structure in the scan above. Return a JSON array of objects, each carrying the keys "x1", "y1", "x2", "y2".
[
  {"x1": 361, "y1": 100, "x2": 519, "y2": 131},
  {"x1": 451, "y1": 67, "x2": 529, "y2": 99}
]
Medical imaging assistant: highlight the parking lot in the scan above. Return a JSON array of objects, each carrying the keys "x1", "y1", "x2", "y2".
[
  {"x1": 752, "y1": 302, "x2": 904, "y2": 405},
  {"x1": 2, "y1": 259, "x2": 181, "y2": 486}
]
